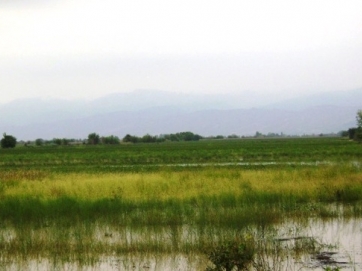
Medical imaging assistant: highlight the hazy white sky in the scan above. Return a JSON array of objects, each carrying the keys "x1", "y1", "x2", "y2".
[{"x1": 1, "y1": 0, "x2": 362, "y2": 104}]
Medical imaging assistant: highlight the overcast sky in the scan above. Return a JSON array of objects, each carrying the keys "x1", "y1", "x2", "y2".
[{"x1": 1, "y1": 0, "x2": 361, "y2": 104}]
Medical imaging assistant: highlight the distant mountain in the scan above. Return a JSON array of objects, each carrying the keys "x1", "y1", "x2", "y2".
[
  {"x1": 0, "y1": 88, "x2": 360, "y2": 140},
  {"x1": 265, "y1": 88, "x2": 362, "y2": 110},
  {"x1": 86, "y1": 89, "x2": 265, "y2": 112},
  {"x1": 0, "y1": 90, "x2": 253, "y2": 127}
]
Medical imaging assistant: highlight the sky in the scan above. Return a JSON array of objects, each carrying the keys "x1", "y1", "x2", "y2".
[{"x1": 1, "y1": 0, "x2": 362, "y2": 104}]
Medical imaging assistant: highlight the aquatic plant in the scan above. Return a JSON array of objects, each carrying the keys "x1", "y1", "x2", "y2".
[{"x1": 206, "y1": 237, "x2": 255, "y2": 271}]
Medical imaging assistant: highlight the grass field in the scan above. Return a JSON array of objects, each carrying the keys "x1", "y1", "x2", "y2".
[{"x1": 0, "y1": 137, "x2": 361, "y2": 269}]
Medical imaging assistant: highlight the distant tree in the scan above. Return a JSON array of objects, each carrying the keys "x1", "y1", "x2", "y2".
[
  {"x1": 173, "y1": 132, "x2": 202, "y2": 141},
  {"x1": 102, "y1": 135, "x2": 120, "y2": 144},
  {"x1": 123, "y1": 132, "x2": 201, "y2": 144},
  {"x1": 254, "y1": 131, "x2": 263, "y2": 138},
  {"x1": 35, "y1": 138, "x2": 44, "y2": 146},
  {"x1": 155, "y1": 136, "x2": 166, "y2": 143},
  {"x1": 181, "y1": 132, "x2": 194, "y2": 141},
  {"x1": 53, "y1": 138, "x2": 62, "y2": 145},
  {"x1": 123, "y1": 134, "x2": 139, "y2": 143},
  {"x1": 192, "y1": 133, "x2": 203, "y2": 141},
  {"x1": 1, "y1": 133, "x2": 17, "y2": 148},
  {"x1": 340, "y1": 130, "x2": 349, "y2": 137},
  {"x1": 356, "y1": 132, "x2": 362, "y2": 143},
  {"x1": 142, "y1": 134, "x2": 156, "y2": 143},
  {"x1": 227, "y1": 134, "x2": 239, "y2": 139},
  {"x1": 62, "y1": 138, "x2": 69, "y2": 145},
  {"x1": 357, "y1": 110, "x2": 362, "y2": 128},
  {"x1": 348, "y1": 128, "x2": 357, "y2": 140},
  {"x1": 348, "y1": 111, "x2": 362, "y2": 142},
  {"x1": 88, "y1": 133, "x2": 100, "y2": 145},
  {"x1": 122, "y1": 134, "x2": 132, "y2": 143},
  {"x1": 170, "y1": 134, "x2": 179, "y2": 141},
  {"x1": 266, "y1": 132, "x2": 281, "y2": 138},
  {"x1": 354, "y1": 110, "x2": 362, "y2": 142}
]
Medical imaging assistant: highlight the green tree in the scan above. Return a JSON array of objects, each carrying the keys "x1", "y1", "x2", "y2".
[
  {"x1": 62, "y1": 138, "x2": 69, "y2": 146},
  {"x1": 170, "y1": 134, "x2": 179, "y2": 141},
  {"x1": 348, "y1": 128, "x2": 357, "y2": 140},
  {"x1": 141, "y1": 134, "x2": 156, "y2": 143},
  {"x1": 122, "y1": 134, "x2": 132, "y2": 143},
  {"x1": 227, "y1": 134, "x2": 239, "y2": 139},
  {"x1": 357, "y1": 110, "x2": 362, "y2": 128},
  {"x1": 88, "y1": 133, "x2": 100, "y2": 145},
  {"x1": 339, "y1": 130, "x2": 349, "y2": 137},
  {"x1": 102, "y1": 135, "x2": 120, "y2": 144},
  {"x1": 35, "y1": 138, "x2": 44, "y2": 146},
  {"x1": 352, "y1": 110, "x2": 362, "y2": 142},
  {"x1": 53, "y1": 138, "x2": 62, "y2": 145},
  {"x1": 1, "y1": 133, "x2": 17, "y2": 148},
  {"x1": 123, "y1": 134, "x2": 139, "y2": 143},
  {"x1": 182, "y1": 132, "x2": 195, "y2": 141},
  {"x1": 254, "y1": 131, "x2": 263, "y2": 138}
]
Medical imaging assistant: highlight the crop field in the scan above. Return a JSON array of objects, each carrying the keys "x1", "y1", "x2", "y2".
[
  {"x1": 1, "y1": 137, "x2": 361, "y2": 172},
  {"x1": 0, "y1": 137, "x2": 362, "y2": 270}
]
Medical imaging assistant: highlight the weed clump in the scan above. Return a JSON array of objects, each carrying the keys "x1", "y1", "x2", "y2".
[{"x1": 206, "y1": 237, "x2": 255, "y2": 271}]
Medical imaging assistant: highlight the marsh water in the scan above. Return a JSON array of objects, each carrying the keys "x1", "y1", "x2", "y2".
[{"x1": 1, "y1": 217, "x2": 361, "y2": 271}]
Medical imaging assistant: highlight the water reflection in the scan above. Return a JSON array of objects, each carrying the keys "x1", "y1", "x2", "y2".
[
  {"x1": 0, "y1": 218, "x2": 361, "y2": 270},
  {"x1": 306, "y1": 218, "x2": 362, "y2": 269}
]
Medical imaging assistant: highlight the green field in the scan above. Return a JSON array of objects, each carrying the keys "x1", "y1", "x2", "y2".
[
  {"x1": 1, "y1": 137, "x2": 361, "y2": 172},
  {"x1": 0, "y1": 137, "x2": 361, "y2": 270}
]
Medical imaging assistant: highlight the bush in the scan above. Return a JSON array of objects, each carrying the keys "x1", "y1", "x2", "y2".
[{"x1": 1, "y1": 133, "x2": 17, "y2": 148}]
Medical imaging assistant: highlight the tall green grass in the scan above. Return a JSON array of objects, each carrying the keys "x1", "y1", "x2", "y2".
[{"x1": 1, "y1": 165, "x2": 362, "y2": 226}]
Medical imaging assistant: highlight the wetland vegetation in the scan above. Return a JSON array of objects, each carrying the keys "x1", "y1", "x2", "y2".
[{"x1": 0, "y1": 137, "x2": 361, "y2": 270}]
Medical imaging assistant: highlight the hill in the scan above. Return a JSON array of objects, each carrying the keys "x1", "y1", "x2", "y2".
[{"x1": 0, "y1": 88, "x2": 360, "y2": 140}]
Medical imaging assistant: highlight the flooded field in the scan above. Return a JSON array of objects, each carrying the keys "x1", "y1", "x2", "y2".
[
  {"x1": 1, "y1": 138, "x2": 361, "y2": 270},
  {"x1": 1, "y1": 217, "x2": 361, "y2": 270}
]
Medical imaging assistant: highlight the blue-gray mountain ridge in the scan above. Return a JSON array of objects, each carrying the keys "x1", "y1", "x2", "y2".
[{"x1": 0, "y1": 88, "x2": 360, "y2": 140}]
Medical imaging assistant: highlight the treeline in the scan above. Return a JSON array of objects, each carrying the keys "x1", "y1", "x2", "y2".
[
  {"x1": 26, "y1": 134, "x2": 121, "y2": 146},
  {"x1": 87, "y1": 133, "x2": 120, "y2": 145},
  {"x1": 18, "y1": 131, "x2": 202, "y2": 147},
  {"x1": 28, "y1": 138, "x2": 84, "y2": 146},
  {"x1": 122, "y1": 131, "x2": 202, "y2": 143},
  {"x1": 3, "y1": 109, "x2": 361, "y2": 149}
]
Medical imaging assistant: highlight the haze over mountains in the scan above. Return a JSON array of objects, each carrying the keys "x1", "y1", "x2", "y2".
[{"x1": 0, "y1": 88, "x2": 361, "y2": 141}]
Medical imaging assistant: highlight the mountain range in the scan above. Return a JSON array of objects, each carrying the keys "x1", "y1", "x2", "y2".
[{"x1": 0, "y1": 88, "x2": 361, "y2": 140}]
